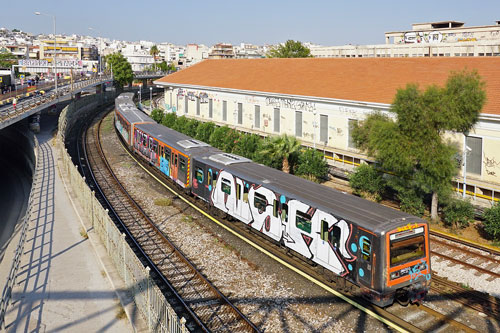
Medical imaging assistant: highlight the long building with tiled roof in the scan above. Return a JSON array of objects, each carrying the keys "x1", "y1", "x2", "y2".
[{"x1": 155, "y1": 57, "x2": 500, "y2": 203}]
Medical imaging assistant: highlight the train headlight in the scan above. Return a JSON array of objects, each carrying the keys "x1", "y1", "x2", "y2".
[{"x1": 390, "y1": 271, "x2": 400, "y2": 280}]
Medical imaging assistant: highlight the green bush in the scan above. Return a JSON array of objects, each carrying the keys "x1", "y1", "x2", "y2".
[
  {"x1": 151, "y1": 108, "x2": 164, "y2": 123},
  {"x1": 195, "y1": 122, "x2": 216, "y2": 143},
  {"x1": 222, "y1": 129, "x2": 241, "y2": 153},
  {"x1": 295, "y1": 149, "x2": 329, "y2": 182},
  {"x1": 172, "y1": 116, "x2": 189, "y2": 133},
  {"x1": 209, "y1": 126, "x2": 232, "y2": 149},
  {"x1": 232, "y1": 133, "x2": 262, "y2": 159},
  {"x1": 254, "y1": 137, "x2": 283, "y2": 170},
  {"x1": 161, "y1": 112, "x2": 177, "y2": 128},
  {"x1": 184, "y1": 119, "x2": 200, "y2": 138},
  {"x1": 397, "y1": 188, "x2": 426, "y2": 217},
  {"x1": 349, "y1": 164, "x2": 385, "y2": 202},
  {"x1": 442, "y1": 198, "x2": 475, "y2": 229},
  {"x1": 483, "y1": 203, "x2": 500, "y2": 240}
]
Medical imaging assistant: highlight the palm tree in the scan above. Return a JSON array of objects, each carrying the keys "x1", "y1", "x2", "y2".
[
  {"x1": 258, "y1": 134, "x2": 302, "y2": 173},
  {"x1": 150, "y1": 45, "x2": 159, "y2": 71}
]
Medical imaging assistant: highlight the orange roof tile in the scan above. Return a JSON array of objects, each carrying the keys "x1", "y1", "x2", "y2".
[{"x1": 156, "y1": 57, "x2": 500, "y2": 115}]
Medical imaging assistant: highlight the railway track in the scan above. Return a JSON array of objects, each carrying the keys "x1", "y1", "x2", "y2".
[
  {"x1": 108, "y1": 113, "x2": 486, "y2": 332},
  {"x1": 82, "y1": 114, "x2": 259, "y2": 333}
]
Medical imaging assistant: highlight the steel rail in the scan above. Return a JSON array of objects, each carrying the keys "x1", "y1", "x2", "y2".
[{"x1": 84, "y1": 114, "x2": 258, "y2": 332}]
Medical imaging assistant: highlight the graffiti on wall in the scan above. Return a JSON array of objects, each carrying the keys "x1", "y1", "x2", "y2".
[
  {"x1": 210, "y1": 170, "x2": 357, "y2": 276},
  {"x1": 483, "y1": 154, "x2": 500, "y2": 177},
  {"x1": 404, "y1": 31, "x2": 445, "y2": 44},
  {"x1": 265, "y1": 97, "x2": 316, "y2": 112}
]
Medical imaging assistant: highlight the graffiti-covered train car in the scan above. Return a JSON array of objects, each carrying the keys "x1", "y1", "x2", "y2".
[{"x1": 114, "y1": 93, "x2": 431, "y2": 307}]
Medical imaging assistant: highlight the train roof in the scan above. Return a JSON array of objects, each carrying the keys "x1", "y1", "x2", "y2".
[
  {"x1": 115, "y1": 94, "x2": 153, "y2": 125},
  {"x1": 135, "y1": 122, "x2": 222, "y2": 156},
  {"x1": 222, "y1": 158, "x2": 421, "y2": 233}
]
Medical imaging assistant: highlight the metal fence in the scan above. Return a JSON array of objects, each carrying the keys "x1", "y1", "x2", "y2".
[
  {"x1": 0, "y1": 133, "x2": 39, "y2": 329},
  {"x1": 57, "y1": 94, "x2": 187, "y2": 333}
]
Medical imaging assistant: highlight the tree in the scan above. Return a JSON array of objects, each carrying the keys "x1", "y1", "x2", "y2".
[
  {"x1": 161, "y1": 112, "x2": 177, "y2": 128},
  {"x1": 209, "y1": 126, "x2": 232, "y2": 150},
  {"x1": 266, "y1": 40, "x2": 312, "y2": 58},
  {"x1": 258, "y1": 134, "x2": 301, "y2": 173},
  {"x1": 0, "y1": 51, "x2": 16, "y2": 69},
  {"x1": 150, "y1": 45, "x2": 159, "y2": 70},
  {"x1": 105, "y1": 52, "x2": 133, "y2": 88},
  {"x1": 352, "y1": 70, "x2": 486, "y2": 220},
  {"x1": 295, "y1": 148, "x2": 330, "y2": 182},
  {"x1": 232, "y1": 133, "x2": 262, "y2": 159}
]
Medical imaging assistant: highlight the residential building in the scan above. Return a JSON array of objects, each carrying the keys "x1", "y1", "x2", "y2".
[
  {"x1": 311, "y1": 21, "x2": 500, "y2": 58},
  {"x1": 208, "y1": 43, "x2": 235, "y2": 59}
]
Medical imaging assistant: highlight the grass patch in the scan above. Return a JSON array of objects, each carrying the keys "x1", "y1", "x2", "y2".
[
  {"x1": 182, "y1": 215, "x2": 194, "y2": 223},
  {"x1": 460, "y1": 283, "x2": 471, "y2": 290},
  {"x1": 101, "y1": 116, "x2": 114, "y2": 133},
  {"x1": 154, "y1": 198, "x2": 172, "y2": 206},
  {"x1": 80, "y1": 228, "x2": 88, "y2": 239},
  {"x1": 115, "y1": 304, "x2": 127, "y2": 320}
]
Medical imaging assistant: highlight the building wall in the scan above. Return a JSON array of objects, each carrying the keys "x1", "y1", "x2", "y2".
[{"x1": 164, "y1": 85, "x2": 500, "y2": 201}]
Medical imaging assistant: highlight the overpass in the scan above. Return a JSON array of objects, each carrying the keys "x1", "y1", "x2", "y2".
[{"x1": 0, "y1": 71, "x2": 167, "y2": 131}]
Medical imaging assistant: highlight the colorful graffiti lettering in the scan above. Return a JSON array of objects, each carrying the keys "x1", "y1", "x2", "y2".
[
  {"x1": 210, "y1": 170, "x2": 356, "y2": 276},
  {"x1": 397, "y1": 223, "x2": 419, "y2": 232},
  {"x1": 409, "y1": 259, "x2": 431, "y2": 282}
]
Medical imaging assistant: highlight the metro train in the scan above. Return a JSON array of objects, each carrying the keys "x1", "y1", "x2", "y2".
[{"x1": 114, "y1": 92, "x2": 431, "y2": 307}]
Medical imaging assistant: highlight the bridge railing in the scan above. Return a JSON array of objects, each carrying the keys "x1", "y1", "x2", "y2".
[{"x1": 0, "y1": 75, "x2": 112, "y2": 122}]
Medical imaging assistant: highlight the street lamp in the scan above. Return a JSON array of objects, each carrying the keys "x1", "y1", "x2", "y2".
[
  {"x1": 88, "y1": 27, "x2": 102, "y2": 75},
  {"x1": 463, "y1": 132, "x2": 471, "y2": 198},
  {"x1": 149, "y1": 86, "x2": 153, "y2": 113},
  {"x1": 138, "y1": 89, "x2": 141, "y2": 105},
  {"x1": 35, "y1": 11, "x2": 58, "y2": 97}
]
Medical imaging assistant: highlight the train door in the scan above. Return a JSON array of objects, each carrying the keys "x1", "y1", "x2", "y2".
[
  {"x1": 192, "y1": 161, "x2": 207, "y2": 199},
  {"x1": 316, "y1": 211, "x2": 340, "y2": 266},
  {"x1": 162, "y1": 146, "x2": 171, "y2": 177},
  {"x1": 171, "y1": 150, "x2": 178, "y2": 180},
  {"x1": 358, "y1": 229, "x2": 374, "y2": 287},
  {"x1": 178, "y1": 155, "x2": 188, "y2": 187}
]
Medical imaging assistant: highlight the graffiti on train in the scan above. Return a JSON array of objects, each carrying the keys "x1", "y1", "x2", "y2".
[{"x1": 210, "y1": 170, "x2": 356, "y2": 276}]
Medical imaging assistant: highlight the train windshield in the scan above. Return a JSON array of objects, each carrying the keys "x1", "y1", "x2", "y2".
[{"x1": 390, "y1": 235, "x2": 425, "y2": 267}]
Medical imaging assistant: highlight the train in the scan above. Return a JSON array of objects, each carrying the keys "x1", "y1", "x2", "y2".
[{"x1": 114, "y1": 92, "x2": 431, "y2": 307}]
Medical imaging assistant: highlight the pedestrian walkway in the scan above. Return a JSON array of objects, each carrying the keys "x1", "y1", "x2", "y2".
[{"x1": 2, "y1": 120, "x2": 133, "y2": 332}]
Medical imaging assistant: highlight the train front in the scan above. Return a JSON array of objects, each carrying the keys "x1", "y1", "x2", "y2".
[{"x1": 385, "y1": 219, "x2": 431, "y2": 305}]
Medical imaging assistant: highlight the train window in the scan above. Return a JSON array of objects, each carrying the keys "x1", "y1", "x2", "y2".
[
  {"x1": 273, "y1": 200, "x2": 278, "y2": 218},
  {"x1": 149, "y1": 137, "x2": 153, "y2": 150},
  {"x1": 207, "y1": 170, "x2": 212, "y2": 186},
  {"x1": 213, "y1": 172, "x2": 218, "y2": 189},
  {"x1": 281, "y1": 203, "x2": 288, "y2": 222},
  {"x1": 221, "y1": 178, "x2": 231, "y2": 195},
  {"x1": 179, "y1": 159, "x2": 187, "y2": 172},
  {"x1": 254, "y1": 193, "x2": 267, "y2": 211},
  {"x1": 236, "y1": 184, "x2": 241, "y2": 200},
  {"x1": 243, "y1": 184, "x2": 249, "y2": 203},
  {"x1": 331, "y1": 225, "x2": 341, "y2": 248},
  {"x1": 390, "y1": 235, "x2": 425, "y2": 267},
  {"x1": 195, "y1": 167, "x2": 204, "y2": 183},
  {"x1": 361, "y1": 238, "x2": 372, "y2": 261},
  {"x1": 296, "y1": 211, "x2": 312, "y2": 233},
  {"x1": 321, "y1": 220, "x2": 329, "y2": 241}
]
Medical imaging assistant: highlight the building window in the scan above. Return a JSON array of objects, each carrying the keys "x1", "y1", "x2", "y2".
[
  {"x1": 196, "y1": 97, "x2": 200, "y2": 115},
  {"x1": 274, "y1": 108, "x2": 280, "y2": 133},
  {"x1": 209, "y1": 99, "x2": 213, "y2": 118},
  {"x1": 295, "y1": 111, "x2": 302, "y2": 137},
  {"x1": 348, "y1": 119, "x2": 358, "y2": 148},
  {"x1": 223, "y1": 100, "x2": 227, "y2": 121},
  {"x1": 320, "y1": 114, "x2": 328, "y2": 143},
  {"x1": 237, "y1": 102, "x2": 243, "y2": 125},
  {"x1": 254, "y1": 105, "x2": 260, "y2": 129},
  {"x1": 466, "y1": 136, "x2": 482, "y2": 175},
  {"x1": 185, "y1": 96, "x2": 188, "y2": 114}
]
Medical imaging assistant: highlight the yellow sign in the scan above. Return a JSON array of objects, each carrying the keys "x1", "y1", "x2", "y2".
[{"x1": 397, "y1": 223, "x2": 419, "y2": 232}]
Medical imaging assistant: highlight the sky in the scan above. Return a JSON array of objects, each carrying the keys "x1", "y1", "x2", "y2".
[{"x1": 2, "y1": 0, "x2": 500, "y2": 46}]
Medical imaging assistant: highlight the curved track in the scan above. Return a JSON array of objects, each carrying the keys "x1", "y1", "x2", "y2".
[
  {"x1": 81, "y1": 113, "x2": 259, "y2": 333},
  {"x1": 111, "y1": 112, "x2": 487, "y2": 333}
]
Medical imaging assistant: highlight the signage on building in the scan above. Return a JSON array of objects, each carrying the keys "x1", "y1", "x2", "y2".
[{"x1": 19, "y1": 59, "x2": 49, "y2": 67}]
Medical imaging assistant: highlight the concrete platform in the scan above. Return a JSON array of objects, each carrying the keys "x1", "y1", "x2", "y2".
[{"x1": 2, "y1": 115, "x2": 135, "y2": 332}]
